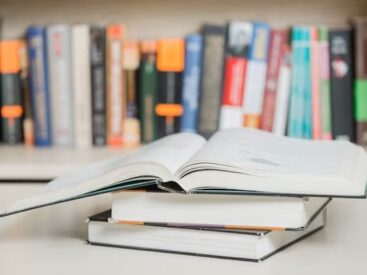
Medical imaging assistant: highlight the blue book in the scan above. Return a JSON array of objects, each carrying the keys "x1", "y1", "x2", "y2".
[
  {"x1": 27, "y1": 26, "x2": 52, "y2": 146},
  {"x1": 302, "y1": 28, "x2": 312, "y2": 139},
  {"x1": 180, "y1": 34, "x2": 202, "y2": 132}
]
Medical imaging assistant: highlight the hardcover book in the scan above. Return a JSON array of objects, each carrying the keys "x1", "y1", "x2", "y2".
[
  {"x1": 302, "y1": 27, "x2": 312, "y2": 139},
  {"x1": 1, "y1": 128, "x2": 366, "y2": 216}
]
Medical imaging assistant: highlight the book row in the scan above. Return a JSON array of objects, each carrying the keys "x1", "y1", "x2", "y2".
[{"x1": 0, "y1": 18, "x2": 366, "y2": 148}]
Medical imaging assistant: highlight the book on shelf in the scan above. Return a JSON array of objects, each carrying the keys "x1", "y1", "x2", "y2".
[
  {"x1": 1, "y1": 128, "x2": 366, "y2": 216},
  {"x1": 87, "y1": 208, "x2": 326, "y2": 262}
]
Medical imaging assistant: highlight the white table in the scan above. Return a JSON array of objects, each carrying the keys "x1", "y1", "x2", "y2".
[{"x1": 0, "y1": 183, "x2": 366, "y2": 275}]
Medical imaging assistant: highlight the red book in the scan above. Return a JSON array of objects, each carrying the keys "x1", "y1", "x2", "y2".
[{"x1": 260, "y1": 30, "x2": 287, "y2": 132}]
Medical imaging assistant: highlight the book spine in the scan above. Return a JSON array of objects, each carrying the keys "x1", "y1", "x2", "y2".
[
  {"x1": 19, "y1": 40, "x2": 34, "y2": 146},
  {"x1": 329, "y1": 29, "x2": 355, "y2": 141},
  {"x1": 219, "y1": 22, "x2": 252, "y2": 129},
  {"x1": 318, "y1": 27, "x2": 333, "y2": 140},
  {"x1": 139, "y1": 40, "x2": 158, "y2": 143},
  {"x1": 106, "y1": 25, "x2": 125, "y2": 147},
  {"x1": 27, "y1": 26, "x2": 52, "y2": 146},
  {"x1": 260, "y1": 29, "x2": 287, "y2": 132},
  {"x1": 198, "y1": 25, "x2": 226, "y2": 138},
  {"x1": 310, "y1": 27, "x2": 322, "y2": 139},
  {"x1": 180, "y1": 34, "x2": 203, "y2": 133},
  {"x1": 302, "y1": 28, "x2": 312, "y2": 139},
  {"x1": 90, "y1": 26, "x2": 107, "y2": 146},
  {"x1": 47, "y1": 25, "x2": 74, "y2": 146},
  {"x1": 71, "y1": 24, "x2": 92, "y2": 148},
  {"x1": 272, "y1": 44, "x2": 291, "y2": 136},
  {"x1": 0, "y1": 40, "x2": 23, "y2": 144},
  {"x1": 122, "y1": 40, "x2": 140, "y2": 148},
  {"x1": 242, "y1": 22, "x2": 271, "y2": 128},
  {"x1": 288, "y1": 27, "x2": 304, "y2": 138},
  {"x1": 156, "y1": 38, "x2": 185, "y2": 138},
  {"x1": 353, "y1": 17, "x2": 367, "y2": 146}
]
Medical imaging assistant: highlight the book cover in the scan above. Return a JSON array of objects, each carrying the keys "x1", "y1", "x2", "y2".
[
  {"x1": 156, "y1": 38, "x2": 184, "y2": 138},
  {"x1": 47, "y1": 24, "x2": 74, "y2": 146},
  {"x1": 353, "y1": 17, "x2": 367, "y2": 146},
  {"x1": 27, "y1": 26, "x2": 52, "y2": 146},
  {"x1": 260, "y1": 29, "x2": 287, "y2": 132},
  {"x1": 106, "y1": 24, "x2": 125, "y2": 147},
  {"x1": 219, "y1": 21, "x2": 252, "y2": 129},
  {"x1": 242, "y1": 22, "x2": 271, "y2": 129},
  {"x1": 180, "y1": 34, "x2": 203, "y2": 133},
  {"x1": 71, "y1": 24, "x2": 92, "y2": 148},
  {"x1": 0, "y1": 40, "x2": 23, "y2": 144},
  {"x1": 302, "y1": 27, "x2": 312, "y2": 139},
  {"x1": 329, "y1": 29, "x2": 355, "y2": 141},
  {"x1": 198, "y1": 24, "x2": 226, "y2": 138},
  {"x1": 90, "y1": 26, "x2": 107, "y2": 146},
  {"x1": 122, "y1": 40, "x2": 140, "y2": 148},
  {"x1": 139, "y1": 40, "x2": 158, "y2": 143},
  {"x1": 318, "y1": 27, "x2": 333, "y2": 140},
  {"x1": 272, "y1": 44, "x2": 292, "y2": 136}
]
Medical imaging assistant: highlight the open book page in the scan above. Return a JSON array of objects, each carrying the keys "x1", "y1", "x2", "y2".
[
  {"x1": 2, "y1": 133, "x2": 206, "y2": 216},
  {"x1": 175, "y1": 128, "x2": 367, "y2": 186}
]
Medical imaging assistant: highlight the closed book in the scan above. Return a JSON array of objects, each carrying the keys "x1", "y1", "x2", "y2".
[
  {"x1": 180, "y1": 34, "x2": 203, "y2": 133},
  {"x1": 198, "y1": 24, "x2": 226, "y2": 138},
  {"x1": 319, "y1": 27, "x2": 333, "y2": 140},
  {"x1": 242, "y1": 22, "x2": 270, "y2": 129},
  {"x1": 90, "y1": 26, "x2": 107, "y2": 146},
  {"x1": 219, "y1": 22, "x2": 252, "y2": 129},
  {"x1": 47, "y1": 24, "x2": 74, "y2": 146},
  {"x1": 139, "y1": 40, "x2": 158, "y2": 143},
  {"x1": 353, "y1": 17, "x2": 367, "y2": 146},
  {"x1": 71, "y1": 24, "x2": 92, "y2": 148},
  {"x1": 272, "y1": 44, "x2": 291, "y2": 136},
  {"x1": 0, "y1": 40, "x2": 23, "y2": 144},
  {"x1": 302, "y1": 27, "x2": 312, "y2": 139},
  {"x1": 329, "y1": 29, "x2": 355, "y2": 141},
  {"x1": 27, "y1": 26, "x2": 52, "y2": 146},
  {"x1": 106, "y1": 24, "x2": 125, "y2": 147},
  {"x1": 260, "y1": 29, "x2": 287, "y2": 132},
  {"x1": 19, "y1": 40, "x2": 34, "y2": 146},
  {"x1": 156, "y1": 38, "x2": 184, "y2": 138},
  {"x1": 122, "y1": 40, "x2": 140, "y2": 148}
]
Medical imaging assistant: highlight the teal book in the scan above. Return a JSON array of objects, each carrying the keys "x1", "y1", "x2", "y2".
[{"x1": 302, "y1": 27, "x2": 312, "y2": 139}]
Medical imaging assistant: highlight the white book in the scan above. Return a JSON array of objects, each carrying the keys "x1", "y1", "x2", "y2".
[
  {"x1": 71, "y1": 24, "x2": 92, "y2": 148},
  {"x1": 87, "y1": 209, "x2": 326, "y2": 262},
  {"x1": 47, "y1": 24, "x2": 74, "y2": 146},
  {"x1": 2, "y1": 128, "x2": 367, "y2": 216}
]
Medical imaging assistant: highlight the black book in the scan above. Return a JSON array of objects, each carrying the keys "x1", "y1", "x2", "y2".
[
  {"x1": 197, "y1": 24, "x2": 226, "y2": 138},
  {"x1": 90, "y1": 27, "x2": 107, "y2": 146},
  {"x1": 329, "y1": 29, "x2": 355, "y2": 141}
]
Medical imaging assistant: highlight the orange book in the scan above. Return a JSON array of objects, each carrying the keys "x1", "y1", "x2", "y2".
[
  {"x1": 157, "y1": 39, "x2": 185, "y2": 72},
  {"x1": 106, "y1": 24, "x2": 125, "y2": 147}
]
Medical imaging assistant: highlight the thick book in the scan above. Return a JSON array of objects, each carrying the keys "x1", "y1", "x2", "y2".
[
  {"x1": 2, "y1": 128, "x2": 366, "y2": 216},
  {"x1": 90, "y1": 26, "x2": 107, "y2": 146},
  {"x1": 87, "y1": 209, "x2": 326, "y2": 262},
  {"x1": 242, "y1": 22, "x2": 270, "y2": 129},
  {"x1": 180, "y1": 34, "x2": 203, "y2": 133},
  {"x1": 47, "y1": 24, "x2": 74, "y2": 146},
  {"x1": 0, "y1": 40, "x2": 23, "y2": 144},
  {"x1": 139, "y1": 40, "x2": 158, "y2": 143},
  {"x1": 260, "y1": 29, "x2": 287, "y2": 132},
  {"x1": 71, "y1": 24, "x2": 92, "y2": 148},
  {"x1": 219, "y1": 21, "x2": 252, "y2": 129},
  {"x1": 353, "y1": 17, "x2": 367, "y2": 146},
  {"x1": 198, "y1": 24, "x2": 226, "y2": 138},
  {"x1": 27, "y1": 26, "x2": 52, "y2": 146},
  {"x1": 106, "y1": 24, "x2": 125, "y2": 147},
  {"x1": 329, "y1": 29, "x2": 355, "y2": 141},
  {"x1": 122, "y1": 40, "x2": 140, "y2": 148},
  {"x1": 111, "y1": 191, "x2": 330, "y2": 230},
  {"x1": 156, "y1": 38, "x2": 185, "y2": 138}
]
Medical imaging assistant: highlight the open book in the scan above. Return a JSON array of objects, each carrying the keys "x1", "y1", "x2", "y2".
[{"x1": 1, "y1": 128, "x2": 367, "y2": 216}]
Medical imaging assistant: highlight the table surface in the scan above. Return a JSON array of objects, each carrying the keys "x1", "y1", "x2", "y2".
[{"x1": 0, "y1": 183, "x2": 366, "y2": 275}]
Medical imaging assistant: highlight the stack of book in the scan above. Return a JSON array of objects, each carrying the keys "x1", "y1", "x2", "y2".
[
  {"x1": 0, "y1": 17, "x2": 367, "y2": 148},
  {"x1": 2, "y1": 128, "x2": 366, "y2": 261}
]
